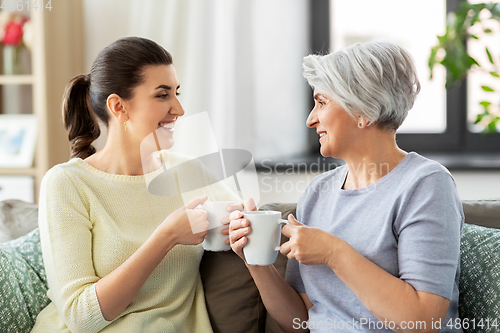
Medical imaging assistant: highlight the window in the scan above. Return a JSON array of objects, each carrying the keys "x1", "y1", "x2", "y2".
[
  {"x1": 330, "y1": 0, "x2": 447, "y2": 134},
  {"x1": 310, "y1": 0, "x2": 500, "y2": 156},
  {"x1": 467, "y1": 0, "x2": 500, "y2": 133}
]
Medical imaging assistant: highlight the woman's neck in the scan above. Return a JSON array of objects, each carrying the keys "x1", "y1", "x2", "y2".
[
  {"x1": 84, "y1": 132, "x2": 145, "y2": 176},
  {"x1": 341, "y1": 129, "x2": 406, "y2": 190}
]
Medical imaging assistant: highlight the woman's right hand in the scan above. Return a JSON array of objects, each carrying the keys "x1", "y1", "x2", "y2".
[
  {"x1": 156, "y1": 195, "x2": 210, "y2": 245},
  {"x1": 228, "y1": 198, "x2": 257, "y2": 261}
]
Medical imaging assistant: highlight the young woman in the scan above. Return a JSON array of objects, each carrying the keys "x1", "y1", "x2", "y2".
[
  {"x1": 229, "y1": 41, "x2": 463, "y2": 333},
  {"x1": 33, "y1": 37, "x2": 240, "y2": 333}
]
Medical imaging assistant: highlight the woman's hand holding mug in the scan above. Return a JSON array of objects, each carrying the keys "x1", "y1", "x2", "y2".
[
  {"x1": 156, "y1": 195, "x2": 210, "y2": 245},
  {"x1": 280, "y1": 215, "x2": 342, "y2": 267},
  {"x1": 226, "y1": 198, "x2": 257, "y2": 261},
  {"x1": 228, "y1": 198, "x2": 294, "y2": 266}
]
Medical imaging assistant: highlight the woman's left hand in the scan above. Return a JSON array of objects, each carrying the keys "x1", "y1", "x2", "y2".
[
  {"x1": 280, "y1": 214, "x2": 342, "y2": 267},
  {"x1": 221, "y1": 198, "x2": 257, "y2": 242}
]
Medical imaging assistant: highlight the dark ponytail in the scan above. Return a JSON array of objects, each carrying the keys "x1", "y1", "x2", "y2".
[
  {"x1": 62, "y1": 37, "x2": 173, "y2": 159},
  {"x1": 62, "y1": 74, "x2": 100, "y2": 159}
]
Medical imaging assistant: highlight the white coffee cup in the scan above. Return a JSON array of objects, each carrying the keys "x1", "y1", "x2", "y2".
[
  {"x1": 202, "y1": 201, "x2": 236, "y2": 251},
  {"x1": 242, "y1": 211, "x2": 288, "y2": 266}
]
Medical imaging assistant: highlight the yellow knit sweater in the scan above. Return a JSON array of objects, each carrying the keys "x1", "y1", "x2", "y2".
[{"x1": 32, "y1": 153, "x2": 240, "y2": 333}]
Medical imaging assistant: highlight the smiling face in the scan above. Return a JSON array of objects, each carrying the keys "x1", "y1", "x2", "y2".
[
  {"x1": 306, "y1": 91, "x2": 359, "y2": 158},
  {"x1": 123, "y1": 64, "x2": 184, "y2": 148}
]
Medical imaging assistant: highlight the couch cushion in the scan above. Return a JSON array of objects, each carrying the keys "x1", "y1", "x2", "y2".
[
  {"x1": 199, "y1": 203, "x2": 295, "y2": 333},
  {"x1": 260, "y1": 204, "x2": 295, "y2": 333},
  {"x1": 0, "y1": 228, "x2": 49, "y2": 333},
  {"x1": 462, "y1": 200, "x2": 500, "y2": 230},
  {"x1": 0, "y1": 200, "x2": 39, "y2": 243},
  {"x1": 200, "y1": 250, "x2": 266, "y2": 333},
  {"x1": 459, "y1": 223, "x2": 500, "y2": 333}
]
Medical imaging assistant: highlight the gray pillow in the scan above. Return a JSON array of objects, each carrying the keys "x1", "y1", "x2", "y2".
[
  {"x1": 0, "y1": 200, "x2": 39, "y2": 243},
  {"x1": 462, "y1": 200, "x2": 500, "y2": 230}
]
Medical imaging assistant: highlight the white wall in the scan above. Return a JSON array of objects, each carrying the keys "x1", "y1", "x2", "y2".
[
  {"x1": 83, "y1": 0, "x2": 310, "y2": 159},
  {"x1": 83, "y1": 0, "x2": 130, "y2": 71},
  {"x1": 452, "y1": 171, "x2": 500, "y2": 201}
]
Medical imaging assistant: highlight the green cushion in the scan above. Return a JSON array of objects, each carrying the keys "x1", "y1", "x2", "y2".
[
  {"x1": 0, "y1": 229, "x2": 49, "y2": 333},
  {"x1": 459, "y1": 223, "x2": 500, "y2": 333}
]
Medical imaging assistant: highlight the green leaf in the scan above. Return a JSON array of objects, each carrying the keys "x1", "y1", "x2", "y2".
[
  {"x1": 484, "y1": 28, "x2": 493, "y2": 33},
  {"x1": 474, "y1": 109, "x2": 490, "y2": 124},
  {"x1": 475, "y1": 114, "x2": 485, "y2": 124},
  {"x1": 486, "y1": 47, "x2": 494, "y2": 64},
  {"x1": 428, "y1": 47, "x2": 439, "y2": 78},
  {"x1": 437, "y1": 35, "x2": 447, "y2": 43},
  {"x1": 487, "y1": 121, "x2": 497, "y2": 133},
  {"x1": 481, "y1": 85, "x2": 495, "y2": 92},
  {"x1": 479, "y1": 101, "x2": 492, "y2": 108},
  {"x1": 467, "y1": 55, "x2": 480, "y2": 67},
  {"x1": 490, "y1": 71, "x2": 500, "y2": 78},
  {"x1": 470, "y1": 34, "x2": 479, "y2": 39}
]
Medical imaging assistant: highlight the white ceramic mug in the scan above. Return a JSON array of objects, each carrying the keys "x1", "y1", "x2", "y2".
[
  {"x1": 202, "y1": 201, "x2": 236, "y2": 251},
  {"x1": 242, "y1": 211, "x2": 288, "y2": 266}
]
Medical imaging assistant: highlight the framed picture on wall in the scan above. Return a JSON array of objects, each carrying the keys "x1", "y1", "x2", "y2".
[{"x1": 0, "y1": 114, "x2": 38, "y2": 168}]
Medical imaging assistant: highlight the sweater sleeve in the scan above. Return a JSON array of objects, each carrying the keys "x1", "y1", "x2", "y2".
[{"x1": 38, "y1": 166, "x2": 111, "y2": 333}]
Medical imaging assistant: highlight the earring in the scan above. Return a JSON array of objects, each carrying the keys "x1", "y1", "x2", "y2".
[
  {"x1": 358, "y1": 123, "x2": 363, "y2": 127},
  {"x1": 123, "y1": 121, "x2": 127, "y2": 131}
]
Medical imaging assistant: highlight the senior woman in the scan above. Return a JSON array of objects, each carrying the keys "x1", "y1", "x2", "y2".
[{"x1": 229, "y1": 41, "x2": 463, "y2": 333}]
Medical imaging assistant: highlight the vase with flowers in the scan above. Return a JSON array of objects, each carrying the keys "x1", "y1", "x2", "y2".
[{"x1": 0, "y1": 11, "x2": 31, "y2": 75}]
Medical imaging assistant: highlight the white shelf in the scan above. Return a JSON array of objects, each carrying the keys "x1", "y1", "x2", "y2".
[
  {"x1": 0, "y1": 175, "x2": 35, "y2": 203},
  {"x1": 0, "y1": 168, "x2": 37, "y2": 176},
  {"x1": 0, "y1": 75, "x2": 34, "y2": 85},
  {"x1": 0, "y1": 1, "x2": 84, "y2": 203},
  {"x1": 0, "y1": 9, "x2": 41, "y2": 202}
]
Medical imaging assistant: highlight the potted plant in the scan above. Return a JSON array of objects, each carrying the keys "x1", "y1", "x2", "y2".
[{"x1": 428, "y1": 2, "x2": 500, "y2": 133}]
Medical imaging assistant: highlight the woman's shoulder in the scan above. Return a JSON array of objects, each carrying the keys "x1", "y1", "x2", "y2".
[
  {"x1": 389, "y1": 153, "x2": 460, "y2": 206},
  {"x1": 402, "y1": 152, "x2": 454, "y2": 183},
  {"x1": 39, "y1": 159, "x2": 92, "y2": 199},
  {"x1": 43, "y1": 159, "x2": 84, "y2": 181}
]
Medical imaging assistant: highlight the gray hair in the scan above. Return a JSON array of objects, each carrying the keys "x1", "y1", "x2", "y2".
[{"x1": 303, "y1": 41, "x2": 421, "y2": 131}]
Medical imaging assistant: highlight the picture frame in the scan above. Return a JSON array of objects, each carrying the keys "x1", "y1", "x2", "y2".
[{"x1": 0, "y1": 114, "x2": 38, "y2": 168}]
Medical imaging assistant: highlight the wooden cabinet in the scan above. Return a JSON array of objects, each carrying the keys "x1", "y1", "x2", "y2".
[{"x1": 0, "y1": 0, "x2": 84, "y2": 202}]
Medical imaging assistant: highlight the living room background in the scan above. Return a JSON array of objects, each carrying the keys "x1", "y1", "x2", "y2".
[
  {"x1": 85, "y1": 0, "x2": 500, "y2": 206},
  {"x1": 0, "y1": 0, "x2": 499, "y2": 205}
]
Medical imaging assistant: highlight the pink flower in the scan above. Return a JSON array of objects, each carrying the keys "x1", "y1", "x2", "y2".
[{"x1": 3, "y1": 19, "x2": 24, "y2": 46}]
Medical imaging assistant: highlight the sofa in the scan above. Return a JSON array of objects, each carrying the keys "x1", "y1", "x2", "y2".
[{"x1": 0, "y1": 199, "x2": 499, "y2": 333}]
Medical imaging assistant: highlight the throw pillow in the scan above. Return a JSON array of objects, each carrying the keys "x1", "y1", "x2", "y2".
[
  {"x1": 0, "y1": 200, "x2": 39, "y2": 243},
  {"x1": 459, "y1": 223, "x2": 500, "y2": 333},
  {"x1": 0, "y1": 229, "x2": 49, "y2": 333}
]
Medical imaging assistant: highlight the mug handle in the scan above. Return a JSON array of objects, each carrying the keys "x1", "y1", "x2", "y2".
[{"x1": 274, "y1": 219, "x2": 289, "y2": 251}]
